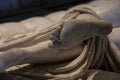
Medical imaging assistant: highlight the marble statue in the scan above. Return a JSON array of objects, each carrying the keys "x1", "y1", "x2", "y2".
[{"x1": 0, "y1": 0, "x2": 120, "y2": 80}]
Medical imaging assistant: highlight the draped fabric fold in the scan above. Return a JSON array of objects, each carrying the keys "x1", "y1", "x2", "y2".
[
  {"x1": 9, "y1": 36, "x2": 120, "y2": 80},
  {"x1": 0, "y1": 7, "x2": 120, "y2": 80}
]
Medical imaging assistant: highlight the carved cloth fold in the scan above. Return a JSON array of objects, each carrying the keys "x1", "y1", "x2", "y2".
[{"x1": 0, "y1": 7, "x2": 120, "y2": 80}]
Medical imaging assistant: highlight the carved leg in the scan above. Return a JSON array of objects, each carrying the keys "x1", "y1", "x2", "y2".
[
  {"x1": 0, "y1": 40, "x2": 83, "y2": 72},
  {"x1": 49, "y1": 18, "x2": 112, "y2": 49}
]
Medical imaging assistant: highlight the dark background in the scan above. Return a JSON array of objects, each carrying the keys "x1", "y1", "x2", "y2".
[{"x1": 0, "y1": 0, "x2": 92, "y2": 23}]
